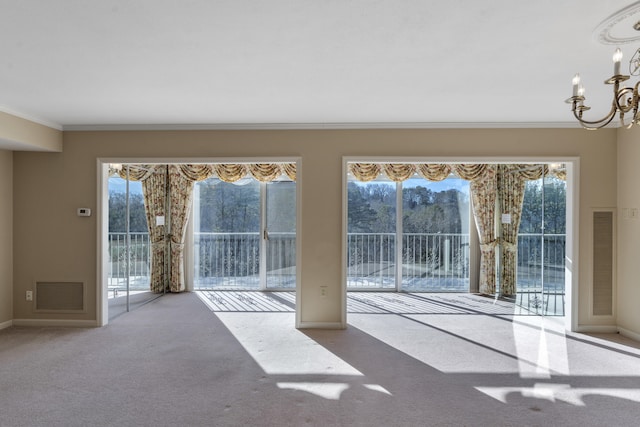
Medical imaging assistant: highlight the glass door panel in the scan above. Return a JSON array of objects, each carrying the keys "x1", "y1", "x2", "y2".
[
  {"x1": 107, "y1": 171, "x2": 153, "y2": 320},
  {"x1": 346, "y1": 178, "x2": 396, "y2": 289},
  {"x1": 265, "y1": 180, "x2": 297, "y2": 289},
  {"x1": 541, "y1": 175, "x2": 566, "y2": 315},
  {"x1": 401, "y1": 176, "x2": 470, "y2": 292},
  {"x1": 517, "y1": 169, "x2": 566, "y2": 315},
  {"x1": 194, "y1": 178, "x2": 261, "y2": 289}
]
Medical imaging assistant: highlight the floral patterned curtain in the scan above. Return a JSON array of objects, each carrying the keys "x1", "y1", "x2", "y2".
[
  {"x1": 497, "y1": 165, "x2": 528, "y2": 296},
  {"x1": 500, "y1": 164, "x2": 565, "y2": 296},
  {"x1": 142, "y1": 166, "x2": 170, "y2": 293},
  {"x1": 109, "y1": 165, "x2": 169, "y2": 293},
  {"x1": 468, "y1": 166, "x2": 498, "y2": 294},
  {"x1": 168, "y1": 166, "x2": 203, "y2": 292}
]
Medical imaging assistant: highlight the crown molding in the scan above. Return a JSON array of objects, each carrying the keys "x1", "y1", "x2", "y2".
[{"x1": 62, "y1": 121, "x2": 587, "y2": 131}]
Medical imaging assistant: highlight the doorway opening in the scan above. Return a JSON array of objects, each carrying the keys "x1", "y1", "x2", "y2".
[
  {"x1": 98, "y1": 159, "x2": 300, "y2": 326},
  {"x1": 343, "y1": 160, "x2": 575, "y2": 323}
]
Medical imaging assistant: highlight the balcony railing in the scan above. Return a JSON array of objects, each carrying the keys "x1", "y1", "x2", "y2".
[
  {"x1": 107, "y1": 230, "x2": 566, "y2": 309},
  {"x1": 194, "y1": 232, "x2": 296, "y2": 289},
  {"x1": 515, "y1": 233, "x2": 566, "y2": 315},
  {"x1": 516, "y1": 233, "x2": 566, "y2": 290},
  {"x1": 108, "y1": 232, "x2": 151, "y2": 290},
  {"x1": 347, "y1": 232, "x2": 471, "y2": 291}
]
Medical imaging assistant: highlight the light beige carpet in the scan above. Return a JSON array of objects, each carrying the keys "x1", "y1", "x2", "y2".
[{"x1": 1, "y1": 292, "x2": 640, "y2": 426}]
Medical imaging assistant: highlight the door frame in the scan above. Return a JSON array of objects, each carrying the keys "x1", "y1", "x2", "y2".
[
  {"x1": 341, "y1": 156, "x2": 579, "y2": 331},
  {"x1": 97, "y1": 157, "x2": 302, "y2": 326}
]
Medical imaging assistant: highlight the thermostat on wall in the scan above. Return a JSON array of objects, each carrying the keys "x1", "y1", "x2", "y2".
[{"x1": 77, "y1": 208, "x2": 91, "y2": 217}]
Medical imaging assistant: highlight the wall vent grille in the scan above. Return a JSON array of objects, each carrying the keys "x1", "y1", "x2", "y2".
[
  {"x1": 592, "y1": 212, "x2": 613, "y2": 316},
  {"x1": 35, "y1": 281, "x2": 85, "y2": 313}
]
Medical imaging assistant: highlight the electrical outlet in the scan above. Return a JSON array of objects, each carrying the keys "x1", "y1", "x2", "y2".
[
  {"x1": 26, "y1": 290, "x2": 33, "y2": 301},
  {"x1": 320, "y1": 286, "x2": 328, "y2": 297}
]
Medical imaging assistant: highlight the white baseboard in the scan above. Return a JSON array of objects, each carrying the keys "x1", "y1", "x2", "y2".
[
  {"x1": 12, "y1": 319, "x2": 98, "y2": 328},
  {"x1": 618, "y1": 326, "x2": 640, "y2": 342},
  {"x1": 575, "y1": 325, "x2": 619, "y2": 334},
  {"x1": 297, "y1": 321, "x2": 345, "y2": 330},
  {"x1": 0, "y1": 319, "x2": 12, "y2": 330}
]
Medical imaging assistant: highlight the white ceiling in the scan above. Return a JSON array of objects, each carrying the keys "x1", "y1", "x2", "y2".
[{"x1": 0, "y1": 0, "x2": 637, "y2": 134}]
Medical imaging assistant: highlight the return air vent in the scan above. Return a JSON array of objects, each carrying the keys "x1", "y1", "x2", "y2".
[
  {"x1": 35, "y1": 281, "x2": 85, "y2": 313},
  {"x1": 592, "y1": 212, "x2": 613, "y2": 316}
]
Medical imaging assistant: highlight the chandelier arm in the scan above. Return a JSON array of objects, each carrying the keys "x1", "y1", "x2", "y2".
[
  {"x1": 632, "y1": 82, "x2": 640, "y2": 125},
  {"x1": 616, "y1": 87, "x2": 635, "y2": 113},
  {"x1": 572, "y1": 103, "x2": 617, "y2": 129}
]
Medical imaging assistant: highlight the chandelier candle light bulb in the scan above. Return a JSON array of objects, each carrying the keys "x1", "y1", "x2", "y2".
[
  {"x1": 578, "y1": 85, "x2": 585, "y2": 106},
  {"x1": 614, "y1": 48, "x2": 623, "y2": 75},
  {"x1": 572, "y1": 74, "x2": 581, "y2": 96}
]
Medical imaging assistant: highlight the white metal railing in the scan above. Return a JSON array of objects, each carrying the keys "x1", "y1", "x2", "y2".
[
  {"x1": 516, "y1": 233, "x2": 565, "y2": 289},
  {"x1": 108, "y1": 230, "x2": 565, "y2": 305},
  {"x1": 194, "y1": 232, "x2": 296, "y2": 289},
  {"x1": 108, "y1": 232, "x2": 151, "y2": 290},
  {"x1": 516, "y1": 233, "x2": 566, "y2": 315},
  {"x1": 347, "y1": 232, "x2": 471, "y2": 291}
]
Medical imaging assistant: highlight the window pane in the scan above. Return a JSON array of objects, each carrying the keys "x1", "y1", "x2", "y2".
[
  {"x1": 266, "y1": 181, "x2": 296, "y2": 289},
  {"x1": 401, "y1": 177, "x2": 470, "y2": 291},
  {"x1": 346, "y1": 178, "x2": 396, "y2": 289},
  {"x1": 107, "y1": 177, "x2": 149, "y2": 292},
  {"x1": 517, "y1": 173, "x2": 566, "y2": 315},
  {"x1": 194, "y1": 178, "x2": 261, "y2": 289}
]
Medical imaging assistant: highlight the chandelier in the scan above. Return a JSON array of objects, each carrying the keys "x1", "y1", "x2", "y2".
[{"x1": 567, "y1": 47, "x2": 640, "y2": 130}]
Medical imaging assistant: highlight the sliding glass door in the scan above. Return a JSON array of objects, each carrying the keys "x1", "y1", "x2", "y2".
[
  {"x1": 107, "y1": 169, "x2": 156, "y2": 319},
  {"x1": 193, "y1": 176, "x2": 296, "y2": 290},
  {"x1": 517, "y1": 169, "x2": 566, "y2": 315},
  {"x1": 401, "y1": 176, "x2": 470, "y2": 292},
  {"x1": 346, "y1": 177, "x2": 397, "y2": 289},
  {"x1": 346, "y1": 171, "x2": 470, "y2": 292},
  {"x1": 264, "y1": 180, "x2": 297, "y2": 289}
]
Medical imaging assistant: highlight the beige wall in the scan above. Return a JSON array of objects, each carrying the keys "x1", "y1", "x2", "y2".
[
  {"x1": 616, "y1": 126, "x2": 640, "y2": 338},
  {"x1": 12, "y1": 128, "x2": 620, "y2": 330},
  {"x1": 0, "y1": 111, "x2": 62, "y2": 152},
  {"x1": 0, "y1": 150, "x2": 13, "y2": 326}
]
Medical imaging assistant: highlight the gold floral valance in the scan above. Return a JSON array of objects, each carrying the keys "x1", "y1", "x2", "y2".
[
  {"x1": 383, "y1": 164, "x2": 416, "y2": 182},
  {"x1": 417, "y1": 164, "x2": 452, "y2": 182},
  {"x1": 349, "y1": 163, "x2": 381, "y2": 182},
  {"x1": 348, "y1": 162, "x2": 566, "y2": 183},
  {"x1": 250, "y1": 164, "x2": 283, "y2": 182},
  {"x1": 110, "y1": 163, "x2": 297, "y2": 183},
  {"x1": 109, "y1": 164, "x2": 158, "y2": 181},
  {"x1": 212, "y1": 164, "x2": 249, "y2": 183},
  {"x1": 178, "y1": 164, "x2": 214, "y2": 181},
  {"x1": 453, "y1": 164, "x2": 493, "y2": 181},
  {"x1": 282, "y1": 163, "x2": 296, "y2": 181},
  {"x1": 349, "y1": 162, "x2": 491, "y2": 183}
]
